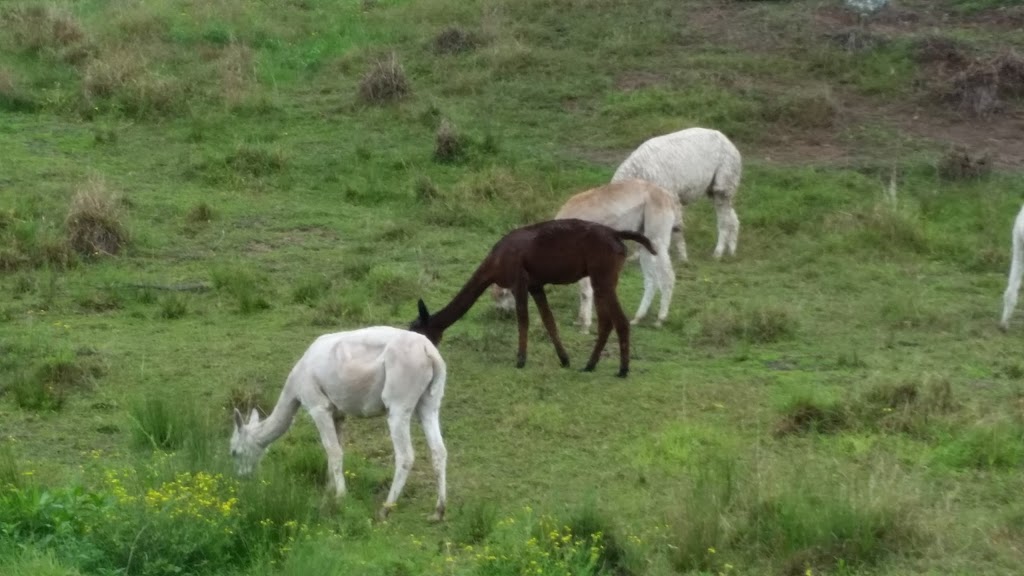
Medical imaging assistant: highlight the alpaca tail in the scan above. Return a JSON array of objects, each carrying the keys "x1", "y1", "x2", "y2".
[
  {"x1": 616, "y1": 230, "x2": 656, "y2": 255},
  {"x1": 424, "y1": 342, "x2": 447, "y2": 399}
]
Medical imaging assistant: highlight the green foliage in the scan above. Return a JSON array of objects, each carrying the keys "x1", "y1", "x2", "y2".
[
  {"x1": 210, "y1": 264, "x2": 272, "y2": 314},
  {"x1": 158, "y1": 293, "x2": 188, "y2": 319}
]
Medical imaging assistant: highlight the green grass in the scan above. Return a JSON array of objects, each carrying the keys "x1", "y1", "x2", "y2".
[{"x1": 0, "y1": 0, "x2": 1023, "y2": 574}]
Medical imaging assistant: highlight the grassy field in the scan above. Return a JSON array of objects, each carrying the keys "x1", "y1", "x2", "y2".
[{"x1": 2, "y1": 0, "x2": 1024, "y2": 574}]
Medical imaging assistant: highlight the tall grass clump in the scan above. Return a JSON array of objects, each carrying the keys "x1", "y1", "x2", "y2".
[
  {"x1": 291, "y1": 274, "x2": 332, "y2": 306},
  {"x1": 0, "y1": 67, "x2": 38, "y2": 112},
  {"x1": 65, "y1": 176, "x2": 129, "y2": 258},
  {"x1": 210, "y1": 264, "x2": 272, "y2": 314},
  {"x1": 698, "y1": 304, "x2": 798, "y2": 346},
  {"x1": 452, "y1": 499, "x2": 499, "y2": 545},
  {"x1": 358, "y1": 52, "x2": 410, "y2": 105},
  {"x1": 11, "y1": 349, "x2": 104, "y2": 411},
  {"x1": 158, "y1": 294, "x2": 188, "y2": 319},
  {"x1": 128, "y1": 396, "x2": 210, "y2": 457},
  {"x1": 668, "y1": 456, "x2": 741, "y2": 572},
  {"x1": 930, "y1": 419, "x2": 1024, "y2": 470}
]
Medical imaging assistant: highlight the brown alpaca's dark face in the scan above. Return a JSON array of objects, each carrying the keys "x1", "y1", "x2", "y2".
[{"x1": 409, "y1": 299, "x2": 443, "y2": 345}]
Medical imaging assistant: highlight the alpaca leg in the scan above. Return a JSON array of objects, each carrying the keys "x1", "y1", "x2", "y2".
[
  {"x1": 513, "y1": 282, "x2": 530, "y2": 368},
  {"x1": 530, "y1": 286, "x2": 570, "y2": 367},
  {"x1": 674, "y1": 205, "x2": 688, "y2": 263},
  {"x1": 631, "y1": 250, "x2": 656, "y2": 326},
  {"x1": 577, "y1": 277, "x2": 594, "y2": 333},
  {"x1": 308, "y1": 406, "x2": 346, "y2": 498},
  {"x1": 598, "y1": 289, "x2": 632, "y2": 378},
  {"x1": 417, "y1": 401, "x2": 447, "y2": 522},
  {"x1": 713, "y1": 197, "x2": 739, "y2": 259},
  {"x1": 1001, "y1": 235, "x2": 1023, "y2": 331},
  {"x1": 654, "y1": 250, "x2": 675, "y2": 328},
  {"x1": 380, "y1": 407, "x2": 415, "y2": 520},
  {"x1": 582, "y1": 304, "x2": 612, "y2": 373}
]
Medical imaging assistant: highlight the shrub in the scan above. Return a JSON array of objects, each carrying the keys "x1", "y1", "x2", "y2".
[
  {"x1": 65, "y1": 176, "x2": 129, "y2": 258},
  {"x1": 357, "y1": 52, "x2": 410, "y2": 105}
]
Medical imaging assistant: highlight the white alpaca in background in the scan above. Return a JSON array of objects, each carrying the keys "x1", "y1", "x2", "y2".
[
  {"x1": 493, "y1": 179, "x2": 681, "y2": 331},
  {"x1": 230, "y1": 326, "x2": 448, "y2": 521},
  {"x1": 612, "y1": 127, "x2": 743, "y2": 262},
  {"x1": 1000, "y1": 204, "x2": 1024, "y2": 331}
]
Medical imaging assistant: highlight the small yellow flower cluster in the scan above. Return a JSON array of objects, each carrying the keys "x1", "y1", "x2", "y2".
[
  {"x1": 141, "y1": 471, "x2": 239, "y2": 524},
  {"x1": 103, "y1": 468, "x2": 135, "y2": 504}
]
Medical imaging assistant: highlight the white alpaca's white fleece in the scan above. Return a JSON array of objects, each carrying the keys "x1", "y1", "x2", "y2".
[
  {"x1": 1001, "y1": 204, "x2": 1024, "y2": 330},
  {"x1": 612, "y1": 127, "x2": 742, "y2": 261}
]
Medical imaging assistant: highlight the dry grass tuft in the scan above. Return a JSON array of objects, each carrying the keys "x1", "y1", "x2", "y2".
[
  {"x1": 358, "y1": 52, "x2": 411, "y2": 105},
  {"x1": 937, "y1": 145, "x2": 992, "y2": 181},
  {"x1": 434, "y1": 118, "x2": 467, "y2": 163},
  {"x1": 65, "y1": 175, "x2": 129, "y2": 257},
  {"x1": 433, "y1": 26, "x2": 481, "y2": 55},
  {"x1": 217, "y1": 42, "x2": 255, "y2": 107},
  {"x1": 0, "y1": 66, "x2": 37, "y2": 112}
]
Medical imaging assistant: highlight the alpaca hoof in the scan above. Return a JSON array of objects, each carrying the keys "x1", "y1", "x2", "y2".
[
  {"x1": 616, "y1": 369, "x2": 629, "y2": 378},
  {"x1": 559, "y1": 356, "x2": 570, "y2": 368},
  {"x1": 377, "y1": 506, "x2": 393, "y2": 522},
  {"x1": 515, "y1": 354, "x2": 526, "y2": 368},
  {"x1": 654, "y1": 320, "x2": 664, "y2": 328},
  {"x1": 630, "y1": 318, "x2": 640, "y2": 326},
  {"x1": 999, "y1": 322, "x2": 1009, "y2": 333},
  {"x1": 427, "y1": 509, "x2": 445, "y2": 523},
  {"x1": 580, "y1": 365, "x2": 596, "y2": 373}
]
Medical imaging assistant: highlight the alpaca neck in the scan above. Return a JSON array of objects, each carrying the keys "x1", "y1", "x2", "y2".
[
  {"x1": 431, "y1": 261, "x2": 495, "y2": 332},
  {"x1": 253, "y1": 384, "x2": 301, "y2": 448}
]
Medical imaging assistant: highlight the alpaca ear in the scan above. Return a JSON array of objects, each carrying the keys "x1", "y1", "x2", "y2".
[
  {"x1": 233, "y1": 408, "x2": 244, "y2": 430},
  {"x1": 417, "y1": 299, "x2": 430, "y2": 322},
  {"x1": 248, "y1": 408, "x2": 260, "y2": 425}
]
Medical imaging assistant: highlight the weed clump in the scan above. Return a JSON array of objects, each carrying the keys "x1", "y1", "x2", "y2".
[
  {"x1": 432, "y1": 26, "x2": 480, "y2": 55},
  {"x1": 358, "y1": 52, "x2": 410, "y2": 105},
  {"x1": 225, "y1": 144, "x2": 287, "y2": 177},
  {"x1": 158, "y1": 294, "x2": 188, "y2": 319},
  {"x1": 65, "y1": 176, "x2": 129, "y2": 258},
  {"x1": 937, "y1": 145, "x2": 992, "y2": 181},
  {"x1": 414, "y1": 175, "x2": 440, "y2": 201},
  {"x1": 434, "y1": 118, "x2": 467, "y2": 163}
]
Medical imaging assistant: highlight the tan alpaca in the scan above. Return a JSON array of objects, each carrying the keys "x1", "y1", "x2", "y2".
[{"x1": 492, "y1": 179, "x2": 681, "y2": 331}]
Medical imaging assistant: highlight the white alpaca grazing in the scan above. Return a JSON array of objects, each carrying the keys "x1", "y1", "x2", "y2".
[
  {"x1": 612, "y1": 126, "x2": 743, "y2": 262},
  {"x1": 492, "y1": 179, "x2": 681, "y2": 331},
  {"x1": 229, "y1": 326, "x2": 448, "y2": 522},
  {"x1": 1000, "y1": 204, "x2": 1024, "y2": 331}
]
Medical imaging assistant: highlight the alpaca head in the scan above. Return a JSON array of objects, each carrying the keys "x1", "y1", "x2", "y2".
[
  {"x1": 490, "y1": 285, "x2": 515, "y2": 312},
  {"x1": 230, "y1": 407, "x2": 265, "y2": 477},
  {"x1": 409, "y1": 298, "x2": 443, "y2": 344}
]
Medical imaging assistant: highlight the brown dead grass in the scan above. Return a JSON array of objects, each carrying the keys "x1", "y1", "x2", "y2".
[
  {"x1": 358, "y1": 52, "x2": 411, "y2": 105},
  {"x1": 216, "y1": 42, "x2": 255, "y2": 107},
  {"x1": 1, "y1": 3, "x2": 90, "y2": 62},
  {"x1": 947, "y1": 50, "x2": 1024, "y2": 118},
  {"x1": 65, "y1": 175, "x2": 129, "y2": 257},
  {"x1": 81, "y1": 49, "x2": 182, "y2": 117}
]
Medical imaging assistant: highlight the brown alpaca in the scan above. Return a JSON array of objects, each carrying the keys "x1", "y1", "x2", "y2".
[{"x1": 409, "y1": 218, "x2": 656, "y2": 377}]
